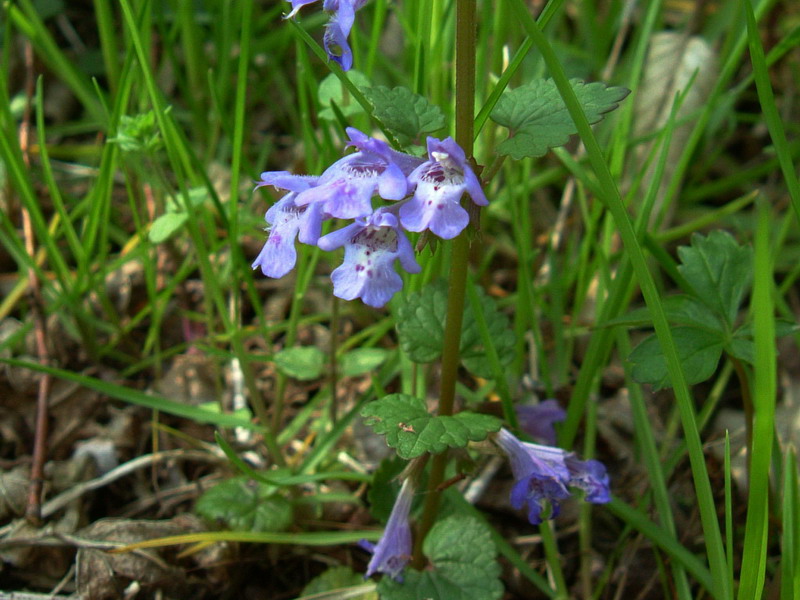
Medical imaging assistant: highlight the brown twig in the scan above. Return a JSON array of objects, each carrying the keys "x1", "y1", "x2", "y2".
[{"x1": 18, "y1": 41, "x2": 51, "y2": 526}]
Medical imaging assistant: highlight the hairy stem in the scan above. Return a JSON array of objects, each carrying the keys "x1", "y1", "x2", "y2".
[{"x1": 412, "y1": 0, "x2": 476, "y2": 567}]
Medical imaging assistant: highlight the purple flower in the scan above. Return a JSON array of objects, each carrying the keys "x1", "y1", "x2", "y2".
[
  {"x1": 399, "y1": 136, "x2": 488, "y2": 239},
  {"x1": 494, "y1": 428, "x2": 571, "y2": 525},
  {"x1": 251, "y1": 171, "x2": 325, "y2": 278},
  {"x1": 318, "y1": 207, "x2": 420, "y2": 308},
  {"x1": 494, "y1": 428, "x2": 610, "y2": 525},
  {"x1": 323, "y1": 16, "x2": 353, "y2": 71},
  {"x1": 295, "y1": 128, "x2": 421, "y2": 220},
  {"x1": 359, "y1": 477, "x2": 414, "y2": 581},
  {"x1": 285, "y1": 1, "x2": 368, "y2": 70},
  {"x1": 515, "y1": 399, "x2": 566, "y2": 446}
]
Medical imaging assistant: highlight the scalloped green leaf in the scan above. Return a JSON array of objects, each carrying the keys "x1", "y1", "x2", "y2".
[
  {"x1": 490, "y1": 78, "x2": 629, "y2": 159},
  {"x1": 396, "y1": 280, "x2": 515, "y2": 378},
  {"x1": 360, "y1": 394, "x2": 502, "y2": 459},
  {"x1": 628, "y1": 326, "x2": 725, "y2": 390},
  {"x1": 378, "y1": 515, "x2": 503, "y2": 600},
  {"x1": 273, "y1": 346, "x2": 326, "y2": 380},
  {"x1": 395, "y1": 280, "x2": 449, "y2": 363},
  {"x1": 363, "y1": 85, "x2": 445, "y2": 144},
  {"x1": 195, "y1": 477, "x2": 293, "y2": 532},
  {"x1": 676, "y1": 231, "x2": 753, "y2": 327}
]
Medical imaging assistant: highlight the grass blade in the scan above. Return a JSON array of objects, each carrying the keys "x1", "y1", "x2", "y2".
[
  {"x1": 737, "y1": 200, "x2": 777, "y2": 599},
  {"x1": 0, "y1": 358, "x2": 258, "y2": 431},
  {"x1": 743, "y1": 0, "x2": 800, "y2": 224},
  {"x1": 782, "y1": 447, "x2": 800, "y2": 600}
]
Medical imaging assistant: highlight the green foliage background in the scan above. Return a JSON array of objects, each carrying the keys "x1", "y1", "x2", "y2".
[{"x1": 1, "y1": 0, "x2": 799, "y2": 598}]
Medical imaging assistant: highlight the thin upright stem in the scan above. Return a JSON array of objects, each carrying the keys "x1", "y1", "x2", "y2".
[
  {"x1": 412, "y1": 0, "x2": 477, "y2": 567},
  {"x1": 21, "y1": 41, "x2": 50, "y2": 525}
]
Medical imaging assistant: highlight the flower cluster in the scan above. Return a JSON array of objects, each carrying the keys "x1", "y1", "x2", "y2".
[
  {"x1": 285, "y1": 0, "x2": 369, "y2": 71},
  {"x1": 493, "y1": 428, "x2": 610, "y2": 525},
  {"x1": 252, "y1": 128, "x2": 487, "y2": 308}
]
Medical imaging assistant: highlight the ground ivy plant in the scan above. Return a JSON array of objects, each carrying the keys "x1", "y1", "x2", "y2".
[
  {"x1": 626, "y1": 231, "x2": 757, "y2": 389},
  {"x1": 207, "y1": 1, "x2": 628, "y2": 597},
  {"x1": 624, "y1": 230, "x2": 796, "y2": 391},
  {"x1": 621, "y1": 230, "x2": 796, "y2": 469}
]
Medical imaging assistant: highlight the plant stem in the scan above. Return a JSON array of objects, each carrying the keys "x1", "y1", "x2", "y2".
[
  {"x1": 539, "y1": 520, "x2": 568, "y2": 598},
  {"x1": 412, "y1": 0, "x2": 476, "y2": 567},
  {"x1": 20, "y1": 40, "x2": 50, "y2": 526}
]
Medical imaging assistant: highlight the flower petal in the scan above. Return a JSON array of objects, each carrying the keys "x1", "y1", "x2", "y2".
[
  {"x1": 327, "y1": 0, "x2": 356, "y2": 35},
  {"x1": 329, "y1": 246, "x2": 404, "y2": 308},
  {"x1": 399, "y1": 184, "x2": 469, "y2": 239},
  {"x1": 285, "y1": 0, "x2": 319, "y2": 19},
  {"x1": 296, "y1": 202, "x2": 325, "y2": 245},
  {"x1": 318, "y1": 221, "x2": 363, "y2": 252},
  {"x1": 426, "y1": 136, "x2": 466, "y2": 165},
  {"x1": 396, "y1": 231, "x2": 422, "y2": 274},
  {"x1": 251, "y1": 232, "x2": 297, "y2": 278},
  {"x1": 296, "y1": 178, "x2": 372, "y2": 219},
  {"x1": 464, "y1": 167, "x2": 488, "y2": 206},
  {"x1": 320, "y1": 208, "x2": 417, "y2": 308},
  {"x1": 253, "y1": 193, "x2": 318, "y2": 278},
  {"x1": 255, "y1": 171, "x2": 318, "y2": 193},
  {"x1": 377, "y1": 161, "x2": 409, "y2": 200}
]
